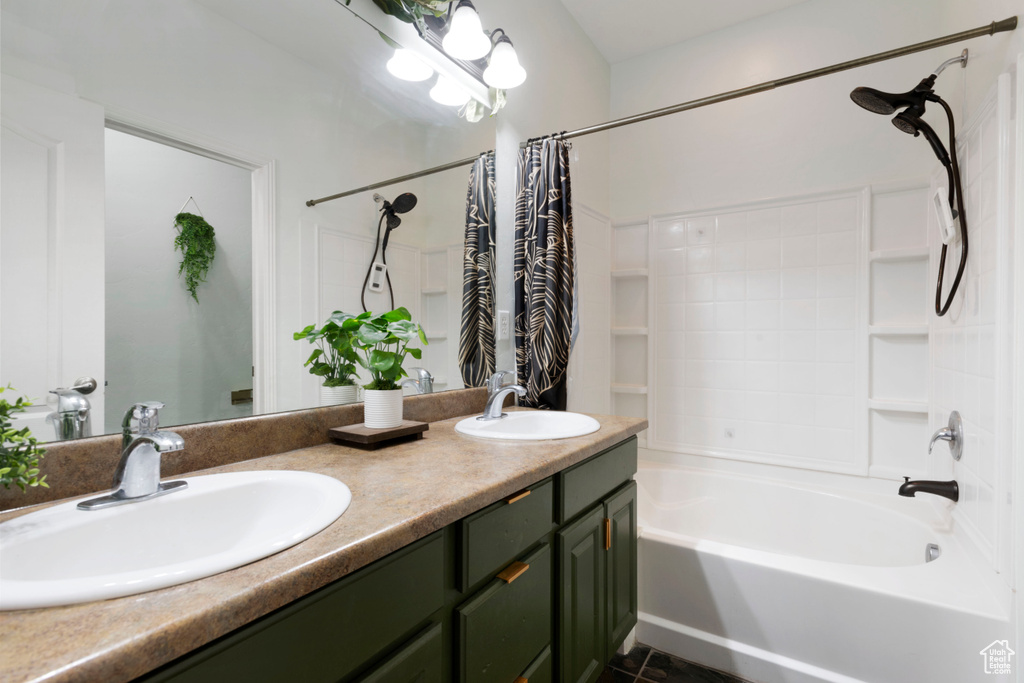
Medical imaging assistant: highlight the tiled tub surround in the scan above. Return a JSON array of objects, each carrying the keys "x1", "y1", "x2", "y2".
[
  {"x1": 649, "y1": 192, "x2": 864, "y2": 473},
  {"x1": 930, "y1": 76, "x2": 1015, "y2": 578},
  {"x1": 0, "y1": 401, "x2": 647, "y2": 683}
]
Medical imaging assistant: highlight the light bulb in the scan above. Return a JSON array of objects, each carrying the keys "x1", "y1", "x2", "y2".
[
  {"x1": 441, "y1": 1, "x2": 491, "y2": 60},
  {"x1": 483, "y1": 38, "x2": 526, "y2": 89},
  {"x1": 386, "y1": 48, "x2": 433, "y2": 82},
  {"x1": 430, "y1": 75, "x2": 471, "y2": 106}
]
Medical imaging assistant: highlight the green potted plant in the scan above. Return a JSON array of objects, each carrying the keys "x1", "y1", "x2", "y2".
[
  {"x1": 0, "y1": 386, "x2": 48, "y2": 492},
  {"x1": 345, "y1": 307, "x2": 427, "y2": 428},
  {"x1": 293, "y1": 312, "x2": 361, "y2": 406}
]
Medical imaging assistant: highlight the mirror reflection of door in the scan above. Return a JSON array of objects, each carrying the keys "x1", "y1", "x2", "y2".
[
  {"x1": 104, "y1": 129, "x2": 253, "y2": 433},
  {"x1": 0, "y1": 76, "x2": 106, "y2": 437}
]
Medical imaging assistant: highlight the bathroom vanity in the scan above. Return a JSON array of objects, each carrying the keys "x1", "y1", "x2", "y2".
[{"x1": 0, "y1": 404, "x2": 646, "y2": 683}]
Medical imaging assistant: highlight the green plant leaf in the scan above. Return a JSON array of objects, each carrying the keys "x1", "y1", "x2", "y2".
[
  {"x1": 382, "y1": 307, "x2": 412, "y2": 322},
  {"x1": 369, "y1": 350, "x2": 397, "y2": 372},
  {"x1": 356, "y1": 326, "x2": 389, "y2": 345},
  {"x1": 173, "y1": 212, "x2": 216, "y2": 303},
  {"x1": 304, "y1": 348, "x2": 324, "y2": 366},
  {"x1": 417, "y1": 324, "x2": 428, "y2": 346},
  {"x1": 407, "y1": 347, "x2": 422, "y2": 360}
]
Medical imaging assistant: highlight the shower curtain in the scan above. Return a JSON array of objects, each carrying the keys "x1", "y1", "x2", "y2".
[
  {"x1": 514, "y1": 138, "x2": 577, "y2": 410},
  {"x1": 458, "y1": 151, "x2": 497, "y2": 388}
]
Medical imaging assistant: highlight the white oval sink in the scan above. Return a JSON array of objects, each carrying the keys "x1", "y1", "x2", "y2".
[
  {"x1": 455, "y1": 411, "x2": 600, "y2": 440},
  {"x1": 0, "y1": 470, "x2": 351, "y2": 610}
]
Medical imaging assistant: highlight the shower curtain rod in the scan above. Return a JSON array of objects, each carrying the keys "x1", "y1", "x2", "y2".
[
  {"x1": 305, "y1": 17, "x2": 1015, "y2": 207},
  {"x1": 521, "y1": 16, "x2": 1017, "y2": 147},
  {"x1": 306, "y1": 152, "x2": 491, "y2": 207}
]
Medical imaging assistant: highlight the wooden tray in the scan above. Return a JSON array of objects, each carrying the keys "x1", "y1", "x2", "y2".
[{"x1": 328, "y1": 420, "x2": 429, "y2": 450}]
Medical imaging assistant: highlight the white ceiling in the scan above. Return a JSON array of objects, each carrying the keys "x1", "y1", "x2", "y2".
[{"x1": 558, "y1": 0, "x2": 811, "y2": 64}]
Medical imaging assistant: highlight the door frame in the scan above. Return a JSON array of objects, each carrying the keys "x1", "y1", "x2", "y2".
[{"x1": 105, "y1": 109, "x2": 277, "y2": 414}]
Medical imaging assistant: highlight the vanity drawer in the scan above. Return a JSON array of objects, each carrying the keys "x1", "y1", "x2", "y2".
[
  {"x1": 457, "y1": 543, "x2": 552, "y2": 683},
  {"x1": 518, "y1": 645, "x2": 552, "y2": 683},
  {"x1": 558, "y1": 437, "x2": 637, "y2": 523},
  {"x1": 141, "y1": 532, "x2": 445, "y2": 683},
  {"x1": 459, "y1": 477, "x2": 554, "y2": 590},
  {"x1": 356, "y1": 622, "x2": 443, "y2": 683}
]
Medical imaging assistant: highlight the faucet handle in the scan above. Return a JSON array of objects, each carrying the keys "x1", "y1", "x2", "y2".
[
  {"x1": 122, "y1": 401, "x2": 165, "y2": 435},
  {"x1": 487, "y1": 370, "x2": 514, "y2": 394}
]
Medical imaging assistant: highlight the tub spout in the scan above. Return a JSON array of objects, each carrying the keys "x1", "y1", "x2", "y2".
[{"x1": 898, "y1": 477, "x2": 959, "y2": 502}]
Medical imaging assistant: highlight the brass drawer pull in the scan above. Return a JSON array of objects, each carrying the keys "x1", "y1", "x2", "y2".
[
  {"x1": 504, "y1": 489, "x2": 531, "y2": 504},
  {"x1": 604, "y1": 518, "x2": 612, "y2": 551},
  {"x1": 496, "y1": 561, "x2": 530, "y2": 584}
]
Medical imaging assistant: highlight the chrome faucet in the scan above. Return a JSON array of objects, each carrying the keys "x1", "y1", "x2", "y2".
[
  {"x1": 928, "y1": 411, "x2": 963, "y2": 460},
  {"x1": 898, "y1": 477, "x2": 959, "y2": 503},
  {"x1": 400, "y1": 367, "x2": 433, "y2": 394},
  {"x1": 45, "y1": 377, "x2": 98, "y2": 441},
  {"x1": 479, "y1": 371, "x2": 525, "y2": 421},
  {"x1": 77, "y1": 402, "x2": 187, "y2": 511}
]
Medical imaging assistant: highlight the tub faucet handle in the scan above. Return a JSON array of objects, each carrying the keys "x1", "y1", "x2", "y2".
[{"x1": 928, "y1": 411, "x2": 962, "y2": 460}]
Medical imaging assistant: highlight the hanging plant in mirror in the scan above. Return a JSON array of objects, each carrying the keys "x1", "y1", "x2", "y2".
[{"x1": 173, "y1": 212, "x2": 217, "y2": 302}]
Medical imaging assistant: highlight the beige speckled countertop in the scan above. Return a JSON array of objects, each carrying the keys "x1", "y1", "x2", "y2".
[{"x1": 0, "y1": 411, "x2": 646, "y2": 683}]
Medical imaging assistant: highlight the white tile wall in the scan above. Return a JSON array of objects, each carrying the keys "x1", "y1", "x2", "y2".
[
  {"x1": 930, "y1": 82, "x2": 1013, "y2": 573},
  {"x1": 650, "y1": 193, "x2": 863, "y2": 471}
]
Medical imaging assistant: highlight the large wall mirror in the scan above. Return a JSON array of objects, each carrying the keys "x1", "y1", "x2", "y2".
[{"x1": 0, "y1": 0, "x2": 497, "y2": 442}]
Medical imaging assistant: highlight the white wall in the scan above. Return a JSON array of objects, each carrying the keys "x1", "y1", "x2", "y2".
[{"x1": 104, "y1": 129, "x2": 253, "y2": 431}]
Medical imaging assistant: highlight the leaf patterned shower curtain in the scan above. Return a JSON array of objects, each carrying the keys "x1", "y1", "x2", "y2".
[
  {"x1": 514, "y1": 139, "x2": 577, "y2": 410},
  {"x1": 458, "y1": 152, "x2": 497, "y2": 387}
]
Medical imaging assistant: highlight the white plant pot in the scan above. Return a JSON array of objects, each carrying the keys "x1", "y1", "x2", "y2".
[
  {"x1": 363, "y1": 388, "x2": 404, "y2": 429},
  {"x1": 320, "y1": 385, "x2": 359, "y2": 407}
]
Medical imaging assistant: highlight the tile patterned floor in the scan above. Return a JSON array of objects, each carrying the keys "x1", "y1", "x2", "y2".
[{"x1": 600, "y1": 644, "x2": 751, "y2": 683}]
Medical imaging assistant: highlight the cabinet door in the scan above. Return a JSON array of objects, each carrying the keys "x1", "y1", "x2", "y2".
[
  {"x1": 557, "y1": 506, "x2": 606, "y2": 683},
  {"x1": 357, "y1": 622, "x2": 443, "y2": 683},
  {"x1": 604, "y1": 481, "x2": 637, "y2": 659}
]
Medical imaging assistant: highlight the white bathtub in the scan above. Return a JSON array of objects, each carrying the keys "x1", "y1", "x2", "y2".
[{"x1": 635, "y1": 463, "x2": 1011, "y2": 683}]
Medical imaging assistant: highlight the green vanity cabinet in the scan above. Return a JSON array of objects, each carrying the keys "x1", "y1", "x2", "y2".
[
  {"x1": 357, "y1": 622, "x2": 444, "y2": 683},
  {"x1": 139, "y1": 531, "x2": 447, "y2": 683},
  {"x1": 456, "y1": 543, "x2": 552, "y2": 683},
  {"x1": 557, "y1": 478, "x2": 638, "y2": 683},
  {"x1": 135, "y1": 436, "x2": 638, "y2": 683}
]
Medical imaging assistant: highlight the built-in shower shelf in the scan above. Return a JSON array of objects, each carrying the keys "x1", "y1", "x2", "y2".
[
  {"x1": 867, "y1": 399, "x2": 928, "y2": 414},
  {"x1": 612, "y1": 327, "x2": 648, "y2": 336},
  {"x1": 868, "y1": 247, "x2": 929, "y2": 262},
  {"x1": 868, "y1": 325, "x2": 928, "y2": 336},
  {"x1": 611, "y1": 383, "x2": 648, "y2": 395},
  {"x1": 611, "y1": 268, "x2": 648, "y2": 278},
  {"x1": 421, "y1": 288, "x2": 447, "y2": 295}
]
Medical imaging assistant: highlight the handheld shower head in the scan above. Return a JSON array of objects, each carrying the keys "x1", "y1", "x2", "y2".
[
  {"x1": 849, "y1": 75, "x2": 936, "y2": 116},
  {"x1": 891, "y1": 112, "x2": 951, "y2": 166},
  {"x1": 390, "y1": 192, "x2": 418, "y2": 214}
]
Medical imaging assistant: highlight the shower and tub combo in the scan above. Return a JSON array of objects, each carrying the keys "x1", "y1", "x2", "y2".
[{"x1": 634, "y1": 463, "x2": 1009, "y2": 683}]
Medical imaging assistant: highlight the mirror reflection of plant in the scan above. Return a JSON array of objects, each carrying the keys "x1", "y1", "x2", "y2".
[
  {"x1": 173, "y1": 212, "x2": 217, "y2": 303},
  {"x1": 352, "y1": 0, "x2": 447, "y2": 27},
  {"x1": 345, "y1": 307, "x2": 428, "y2": 391},
  {"x1": 0, "y1": 386, "x2": 47, "y2": 492},
  {"x1": 293, "y1": 313, "x2": 360, "y2": 388}
]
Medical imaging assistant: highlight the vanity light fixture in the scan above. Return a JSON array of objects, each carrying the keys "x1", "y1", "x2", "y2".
[
  {"x1": 440, "y1": 0, "x2": 491, "y2": 60},
  {"x1": 430, "y1": 74, "x2": 472, "y2": 106},
  {"x1": 386, "y1": 48, "x2": 434, "y2": 82},
  {"x1": 482, "y1": 30, "x2": 526, "y2": 89}
]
